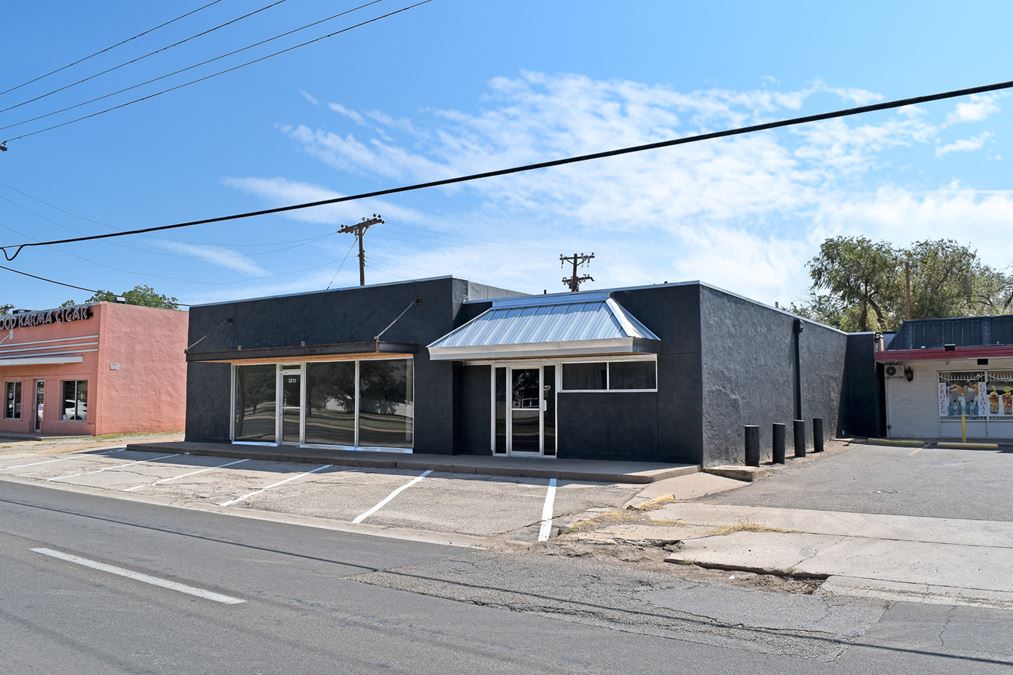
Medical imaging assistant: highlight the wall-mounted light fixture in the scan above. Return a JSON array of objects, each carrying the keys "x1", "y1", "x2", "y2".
[
  {"x1": 904, "y1": 366, "x2": 914, "y2": 382},
  {"x1": 943, "y1": 343, "x2": 956, "y2": 352}
]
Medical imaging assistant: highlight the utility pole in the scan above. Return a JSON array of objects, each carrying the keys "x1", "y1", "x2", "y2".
[
  {"x1": 338, "y1": 214, "x2": 383, "y2": 286},
  {"x1": 904, "y1": 260, "x2": 913, "y2": 320},
  {"x1": 560, "y1": 252, "x2": 595, "y2": 292}
]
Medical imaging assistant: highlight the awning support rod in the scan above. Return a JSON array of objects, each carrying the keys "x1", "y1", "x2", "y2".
[{"x1": 375, "y1": 297, "x2": 422, "y2": 351}]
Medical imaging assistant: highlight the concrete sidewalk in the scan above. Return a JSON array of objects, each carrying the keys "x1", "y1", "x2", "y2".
[
  {"x1": 651, "y1": 503, "x2": 1013, "y2": 609},
  {"x1": 124, "y1": 441, "x2": 699, "y2": 484}
]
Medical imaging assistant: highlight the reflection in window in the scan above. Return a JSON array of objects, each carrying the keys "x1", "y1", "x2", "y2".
[
  {"x1": 562, "y1": 362, "x2": 607, "y2": 390},
  {"x1": 609, "y1": 361, "x2": 657, "y2": 390},
  {"x1": 5, "y1": 381, "x2": 22, "y2": 419},
  {"x1": 494, "y1": 367, "x2": 506, "y2": 453},
  {"x1": 61, "y1": 380, "x2": 88, "y2": 421},
  {"x1": 234, "y1": 365, "x2": 276, "y2": 441},
  {"x1": 305, "y1": 362, "x2": 355, "y2": 446},
  {"x1": 358, "y1": 360, "x2": 413, "y2": 448}
]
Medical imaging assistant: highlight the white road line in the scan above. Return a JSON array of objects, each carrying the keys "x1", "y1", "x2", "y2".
[
  {"x1": 31, "y1": 547, "x2": 245, "y2": 605},
  {"x1": 124, "y1": 458, "x2": 250, "y2": 492},
  {"x1": 219, "y1": 464, "x2": 332, "y2": 507},
  {"x1": 538, "y1": 478, "x2": 558, "y2": 542},
  {"x1": 47, "y1": 453, "x2": 181, "y2": 482},
  {"x1": 353, "y1": 469, "x2": 432, "y2": 524},
  {"x1": 0, "y1": 448, "x2": 125, "y2": 473}
]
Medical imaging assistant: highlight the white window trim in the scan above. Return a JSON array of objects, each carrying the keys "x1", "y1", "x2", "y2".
[
  {"x1": 4, "y1": 380, "x2": 22, "y2": 420},
  {"x1": 230, "y1": 356, "x2": 415, "y2": 452},
  {"x1": 559, "y1": 357, "x2": 658, "y2": 394}
]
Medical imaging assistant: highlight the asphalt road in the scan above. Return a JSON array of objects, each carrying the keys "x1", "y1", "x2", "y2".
[
  {"x1": 1, "y1": 481, "x2": 1010, "y2": 673},
  {"x1": 703, "y1": 442, "x2": 1013, "y2": 521}
]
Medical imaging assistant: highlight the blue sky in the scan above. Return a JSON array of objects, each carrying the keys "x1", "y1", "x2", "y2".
[{"x1": 1, "y1": 0, "x2": 1011, "y2": 309}]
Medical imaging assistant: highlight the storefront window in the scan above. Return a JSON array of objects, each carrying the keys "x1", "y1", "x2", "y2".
[
  {"x1": 4, "y1": 381, "x2": 21, "y2": 419},
  {"x1": 939, "y1": 371, "x2": 987, "y2": 418},
  {"x1": 358, "y1": 359, "x2": 414, "y2": 448},
  {"x1": 305, "y1": 362, "x2": 356, "y2": 446},
  {"x1": 61, "y1": 380, "x2": 87, "y2": 421},
  {"x1": 234, "y1": 365, "x2": 276, "y2": 442},
  {"x1": 562, "y1": 362, "x2": 607, "y2": 390},
  {"x1": 609, "y1": 361, "x2": 657, "y2": 390},
  {"x1": 985, "y1": 371, "x2": 1013, "y2": 417}
]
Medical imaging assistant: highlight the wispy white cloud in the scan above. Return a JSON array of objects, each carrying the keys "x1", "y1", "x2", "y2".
[
  {"x1": 947, "y1": 94, "x2": 1000, "y2": 124},
  {"x1": 257, "y1": 72, "x2": 1005, "y2": 304},
  {"x1": 159, "y1": 241, "x2": 268, "y2": 277},
  {"x1": 935, "y1": 131, "x2": 993, "y2": 156},
  {"x1": 222, "y1": 176, "x2": 429, "y2": 225},
  {"x1": 327, "y1": 102, "x2": 364, "y2": 125},
  {"x1": 299, "y1": 90, "x2": 319, "y2": 106}
]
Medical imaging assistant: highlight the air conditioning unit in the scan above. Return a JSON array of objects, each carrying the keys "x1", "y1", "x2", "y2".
[{"x1": 884, "y1": 364, "x2": 903, "y2": 378}]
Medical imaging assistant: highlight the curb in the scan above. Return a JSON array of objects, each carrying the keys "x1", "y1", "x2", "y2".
[{"x1": 864, "y1": 438, "x2": 925, "y2": 448}]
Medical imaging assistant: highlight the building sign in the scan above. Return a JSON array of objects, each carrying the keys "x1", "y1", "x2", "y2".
[{"x1": 0, "y1": 305, "x2": 93, "y2": 331}]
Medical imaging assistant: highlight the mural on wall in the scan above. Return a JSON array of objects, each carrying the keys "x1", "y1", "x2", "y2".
[{"x1": 938, "y1": 371, "x2": 1013, "y2": 418}]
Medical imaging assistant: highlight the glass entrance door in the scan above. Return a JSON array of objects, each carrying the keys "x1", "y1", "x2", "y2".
[
  {"x1": 510, "y1": 368, "x2": 541, "y2": 453},
  {"x1": 280, "y1": 370, "x2": 302, "y2": 445},
  {"x1": 34, "y1": 380, "x2": 44, "y2": 433}
]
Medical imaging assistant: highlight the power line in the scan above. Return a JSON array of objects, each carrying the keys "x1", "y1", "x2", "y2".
[
  {"x1": 0, "y1": 0, "x2": 288, "y2": 115},
  {"x1": 0, "y1": 263, "x2": 99, "y2": 294},
  {"x1": 0, "y1": 0, "x2": 382, "y2": 134},
  {"x1": 2, "y1": 76, "x2": 1012, "y2": 260},
  {"x1": 0, "y1": 1, "x2": 223, "y2": 98},
  {"x1": 1, "y1": 0, "x2": 428, "y2": 143}
]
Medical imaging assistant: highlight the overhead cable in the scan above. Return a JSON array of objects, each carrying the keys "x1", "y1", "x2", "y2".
[
  {"x1": 0, "y1": 0, "x2": 224, "y2": 97},
  {"x1": 0, "y1": 0, "x2": 381, "y2": 133},
  {"x1": 1, "y1": 0, "x2": 429, "y2": 143},
  {"x1": 3, "y1": 76, "x2": 1011, "y2": 262},
  {"x1": 0, "y1": 0, "x2": 288, "y2": 114}
]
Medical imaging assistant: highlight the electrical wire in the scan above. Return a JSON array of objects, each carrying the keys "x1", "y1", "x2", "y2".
[
  {"x1": 326, "y1": 238, "x2": 359, "y2": 289},
  {"x1": 0, "y1": 0, "x2": 223, "y2": 97},
  {"x1": 1, "y1": 0, "x2": 429, "y2": 143},
  {"x1": 0, "y1": 263, "x2": 100, "y2": 294},
  {"x1": 0, "y1": 0, "x2": 383, "y2": 133},
  {"x1": 3, "y1": 76, "x2": 1011, "y2": 261},
  {"x1": 0, "y1": 0, "x2": 288, "y2": 114}
]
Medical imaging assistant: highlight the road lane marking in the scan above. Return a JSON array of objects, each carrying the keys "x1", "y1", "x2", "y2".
[
  {"x1": 910, "y1": 447, "x2": 922, "y2": 456},
  {"x1": 124, "y1": 458, "x2": 250, "y2": 492},
  {"x1": 31, "y1": 547, "x2": 245, "y2": 605},
  {"x1": 538, "y1": 478, "x2": 557, "y2": 542},
  {"x1": 0, "y1": 448, "x2": 126, "y2": 473},
  {"x1": 353, "y1": 469, "x2": 432, "y2": 524},
  {"x1": 47, "y1": 453, "x2": 181, "y2": 482},
  {"x1": 219, "y1": 463, "x2": 332, "y2": 507}
]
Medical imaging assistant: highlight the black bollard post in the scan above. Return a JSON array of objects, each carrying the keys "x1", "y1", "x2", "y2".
[
  {"x1": 772, "y1": 423, "x2": 786, "y2": 464},
  {"x1": 793, "y1": 419, "x2": 806, "y2": 458},
  {"x1": 744, "y1": 425, "x2": 760, "y2": 467},
  {"x1": 812, "y1": 417, "x2": 825, "y2": 453}
]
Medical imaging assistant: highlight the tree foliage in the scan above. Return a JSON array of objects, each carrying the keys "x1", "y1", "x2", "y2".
[
  {"x1": 61, "y1": 285, "x2": 180, "y2": 310},
  {"x1": 792, "y1": 237, "x2": 1013, "y2": 332}
]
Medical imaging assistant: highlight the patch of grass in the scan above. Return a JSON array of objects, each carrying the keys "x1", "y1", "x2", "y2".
[
  {"x1": 628, "y1": 494, "x2": 676, "y2": 511},
  {"x1": 560, "y1": 509, "x2": 643, "y2": 534},
  {"x1": 648, "y1": 518, "x2": 688, "y2": 526},
  {"x1": 707, "y1": 520, "x2": 795, "y2": 537}
]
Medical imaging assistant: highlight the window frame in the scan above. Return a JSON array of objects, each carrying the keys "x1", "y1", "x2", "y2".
[
  {"x1": 4, "y1": 381, "x2": 22, "y2": 420},
  {"x1": 60, "y1": 379, "x2": 88, "y2": 421},
  {"x1": 559, "y1": 357, "x2": 658, "y2": 393}
]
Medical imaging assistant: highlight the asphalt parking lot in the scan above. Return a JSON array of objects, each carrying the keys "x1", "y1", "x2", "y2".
[
  {"x1": 0, "y1": 445, "x2": 641, "y2": 543},
  {"x1": 700, "y1": 441, "x2": 1013, "y2": 522}
]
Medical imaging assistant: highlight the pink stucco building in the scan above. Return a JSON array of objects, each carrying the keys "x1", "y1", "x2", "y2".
[{"x1": 0, "y1": 302, "x2": 187, "y2": 436}]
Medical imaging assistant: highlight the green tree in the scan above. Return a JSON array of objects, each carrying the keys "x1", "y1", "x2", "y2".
[
  {"x1": 62, "y1": 284, "x2": 179, "y2": 310},
  {"x1": 794, "y1": 237, "x2": 1012, "y2": 331},
  {"x1": 0, "y1": 304, "x2": 11, "y2": 315}
]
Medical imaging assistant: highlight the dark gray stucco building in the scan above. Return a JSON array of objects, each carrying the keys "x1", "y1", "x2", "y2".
[{"x1": 184, "y1": 276, "x2": 875, "y2": 467}]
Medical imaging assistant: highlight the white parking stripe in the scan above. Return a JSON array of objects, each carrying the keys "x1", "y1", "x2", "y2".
[
  {"x1": 0, "y1": 448, "x2": 125, "y2": 473},
  {"x1": 124, "y1": 458, "x2": 250, "y2": 492},
  {"x1": 219, "y1": 464, "x2": 332, "y2": 507},
  {"x1": 31, "y1": 547, "x2": 245, "y2": 605},
  {"x1": 538, "y1": 478, "x2": 557, "y2": 542},
  {"x1": 47, "y1": 453, "x2": 181, "y2": 482},
  {"x1": 353, "y1": 469, "x2": 432, "y2": 524}
]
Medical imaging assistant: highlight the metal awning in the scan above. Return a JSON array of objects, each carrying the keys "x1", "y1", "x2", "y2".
[
  {"x1": 428, "y1": 292, "x2": 659, "y2": 360},
  {"x1": 0, "y1": 355, "x2": 83, "y2": 367}
]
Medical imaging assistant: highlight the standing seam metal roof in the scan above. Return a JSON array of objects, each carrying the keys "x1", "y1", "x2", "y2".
[{"x1": 429, "y1": 296, "x2": 659, "y2": 349}]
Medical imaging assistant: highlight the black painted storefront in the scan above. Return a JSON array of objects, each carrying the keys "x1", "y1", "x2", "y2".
[{"x1": 184, "y1": 276, "x2": 875, "y2": 466}]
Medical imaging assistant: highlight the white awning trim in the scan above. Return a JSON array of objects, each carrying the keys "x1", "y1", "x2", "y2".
[
  {"x1": 0, "y1": 355, "x2": 84, "y2": 367},
  {"x1": 428, "y1": 294, "x2": 659, "y2": 361}
]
